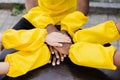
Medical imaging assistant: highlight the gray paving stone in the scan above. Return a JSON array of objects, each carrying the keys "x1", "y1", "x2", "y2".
[
  {"x1": 0, "y1": 0, "x2": 25, "y2": 3},
  {"x1": 0, "y1": 10, "x2": 22, "y2": 31},
  {"x1": 90, "y1": 2, "x2": 120, "y2": 9},
  {"x1": 108, "y1": 15, "x2": 118, "y2": 22}
]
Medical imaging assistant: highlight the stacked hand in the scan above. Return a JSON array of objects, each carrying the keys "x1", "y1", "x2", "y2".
[{"x1": 45, "y1": 24, "x2": 72, "y2": 66}]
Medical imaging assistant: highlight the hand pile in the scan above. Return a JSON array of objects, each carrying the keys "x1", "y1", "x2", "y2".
[{"x1": 45, "y1": 25, "x2": 72, "y2": 66}]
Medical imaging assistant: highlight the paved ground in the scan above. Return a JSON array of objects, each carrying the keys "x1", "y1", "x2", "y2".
[{"x1": 0, "y1": 9, "x2": 120, "y2": 49}]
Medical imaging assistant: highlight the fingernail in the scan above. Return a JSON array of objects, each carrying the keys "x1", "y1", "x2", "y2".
[
  {"x1": 52, "y1": 63, "x2": 55, "y2": 66},
  {"x1": 57, "y1": 56, "x2": 59, "y2": 59},
  {"x1": 52, "y1": 52, "x2": 54, "y2": 54},
  {"x1": 61, "y1": 57, "x2": 64, "y2": 61},
  {"x1": 59, "y1": 44, "x2": 63, "y2": 47},
  {"x1": 57, "y1": 61, "x2": 60, "y2": 65},
  {"x1": 64, "y1": 55, "x2": 67, "y2": 57}
]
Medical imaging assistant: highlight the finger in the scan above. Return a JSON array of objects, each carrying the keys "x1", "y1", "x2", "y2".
[
  {"x1": 56, "y1": 33, "x2": 70, "y2": 38},
  {"x1": 52, "y1": 56, "x2": 56, "y2": 66},
  {"x1": 58, "y1": 34, "x2": 71, "y2": 41},
  {"x1": 49, "y1": 42, "x2": 63, "y2": 47},
  {"x1": 64, "y1": 54, "x2": 67, "y2": 57},
  {"x1": 57, "y1": 38, "x2": 71, "y2": 43},
  {"x1": 53, "y1": 33, "x2": 71, "y2": 42},
  {"x1": 53, "y1": 49, "x2": 59, "y2": 59},
  {"x1": 59, "y1": 53, "x2": 64, "y2": 62},
  {"x1": 48, "y1": 54, "x2": 52, "y2": 64},
  {"x1": 57, "y1": 35, "x2": 71, "y2": 40},
  {"x1": 49, "y1": 46, "x2": 54, "y2": 54},
  {"x1": 49, "y1": 60, "x2": 51, "y2": 64},
  {"x1": 56, "y1": 58, "x2": 60, "y2": 65}
]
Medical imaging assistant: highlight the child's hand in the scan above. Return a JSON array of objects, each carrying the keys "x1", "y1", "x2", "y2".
[
  {"x1": 54, "y1": 43, "x2": 72, "y2": 55},
  {"x1": 48, "y1": 43, "x2": 71, "y2": 66},
  {"x1": 53, "y1": 30, "x2": 72, "y2": 55},
  {"x1": 47, "y1": 45, "x2": 66, "y2": 66},
  {"x1": 45, "y1": 32, "x2": 71, "y2": 47}
]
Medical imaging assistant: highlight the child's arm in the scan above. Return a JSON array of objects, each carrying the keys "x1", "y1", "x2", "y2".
[
  {"x1": 2, "y1": 29, "x2": 47, "y2": 51},
  {"x1": 77, "y1": 0, "x2": 89, "y2": 16},
  {"x1": 25, "y1": 0, "x2": 38, "y2": 11}
]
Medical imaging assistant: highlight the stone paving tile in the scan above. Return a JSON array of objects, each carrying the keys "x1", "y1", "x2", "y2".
[
  {"x1": 0, "y1": 0, "x2": 25, "y2": 3},
  {"x1": 108, "y1": 15, "x2": 118, "y2": 22},
  {"x1": 0, "y1": 9, "x2": 120, "y2": 49},
  {"x1": 0, "y1": 10, "x2": 9, "y2": 29},
  {"x1": 0, "y1": 10, "x2": 22, "y2": 31}
]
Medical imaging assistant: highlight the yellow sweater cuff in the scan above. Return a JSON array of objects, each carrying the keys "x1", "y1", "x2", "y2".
[
  {"x1": 61, "y1": 11, "x2": 88, "y2": 37},
  {"x1": 69, "y1": 42, "x2": 117, "y2": 70},
  {"x1": 23, "y1": 7, "x2": 55, "y2": 29},
  {"x1": 2, "y1": 28, "x2": 47, "y2": 51},
  {"x1": 73, "y1": 20, "x2": 120, "y2": 44}
]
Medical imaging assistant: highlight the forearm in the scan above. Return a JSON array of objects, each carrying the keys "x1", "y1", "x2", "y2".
[
  {"x1": 61, "y1": 11, "x2": 88, "y2": 37},
  {"x1": 46, "y1": 24, "x2": 58, "y2": 33},
  {"x1": 2, "y1": 29, "x2": 47, "y2": 51},
  {"x1": 77, "y1": 0, "x2": 89, "y2": 15},
  {"x1": 25, "y1": 0, "x2": 38, "y2": 11}
]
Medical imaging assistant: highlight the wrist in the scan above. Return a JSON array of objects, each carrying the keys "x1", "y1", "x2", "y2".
[
  {"x1": 46, "y1": 24, "x2": 58, "y2": 33},
  {"x1": 61, "y1": 30, "x2": 68, "y2": 34}
]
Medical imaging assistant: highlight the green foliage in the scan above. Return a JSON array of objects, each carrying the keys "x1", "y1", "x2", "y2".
[
  {"x1": 11, "y1": 3, "x2": 26, "y2": 16},
  {"x1": 117, "y1": 9, "x2": 120, "y2": 16}
]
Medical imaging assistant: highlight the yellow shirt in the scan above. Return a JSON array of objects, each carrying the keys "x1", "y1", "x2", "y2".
[
  {"x1": 23, "y1": 0, "x2": 88, "y2": 37},
  {"x1": 37, "y1": 0, "x2": 77, "y2": 23}
]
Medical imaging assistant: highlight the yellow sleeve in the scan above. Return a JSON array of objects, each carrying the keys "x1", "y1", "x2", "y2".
[
  {"x1": 73, "y1": 20, "x2": 120, "y2": 44},
  {"x1": 2, "y1": 28, "x2": 47, "y2": 51},
  {"x1": 69, "y1": 42, "x2": 117, "y2": 70},
  {"x1": 23, "y1": 7, "x2": 55, "y2": 29},
  {"x1": 61, "y1": 11, "x2": 88, "y2": 37},
  {"x1": 6, "y1": 44, "x2": 50, "y2": 77}
]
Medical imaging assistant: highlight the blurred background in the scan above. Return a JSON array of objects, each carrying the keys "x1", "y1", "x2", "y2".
[{"x1": 0, "y1": 0, "x2": 120, "y2": 49}]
